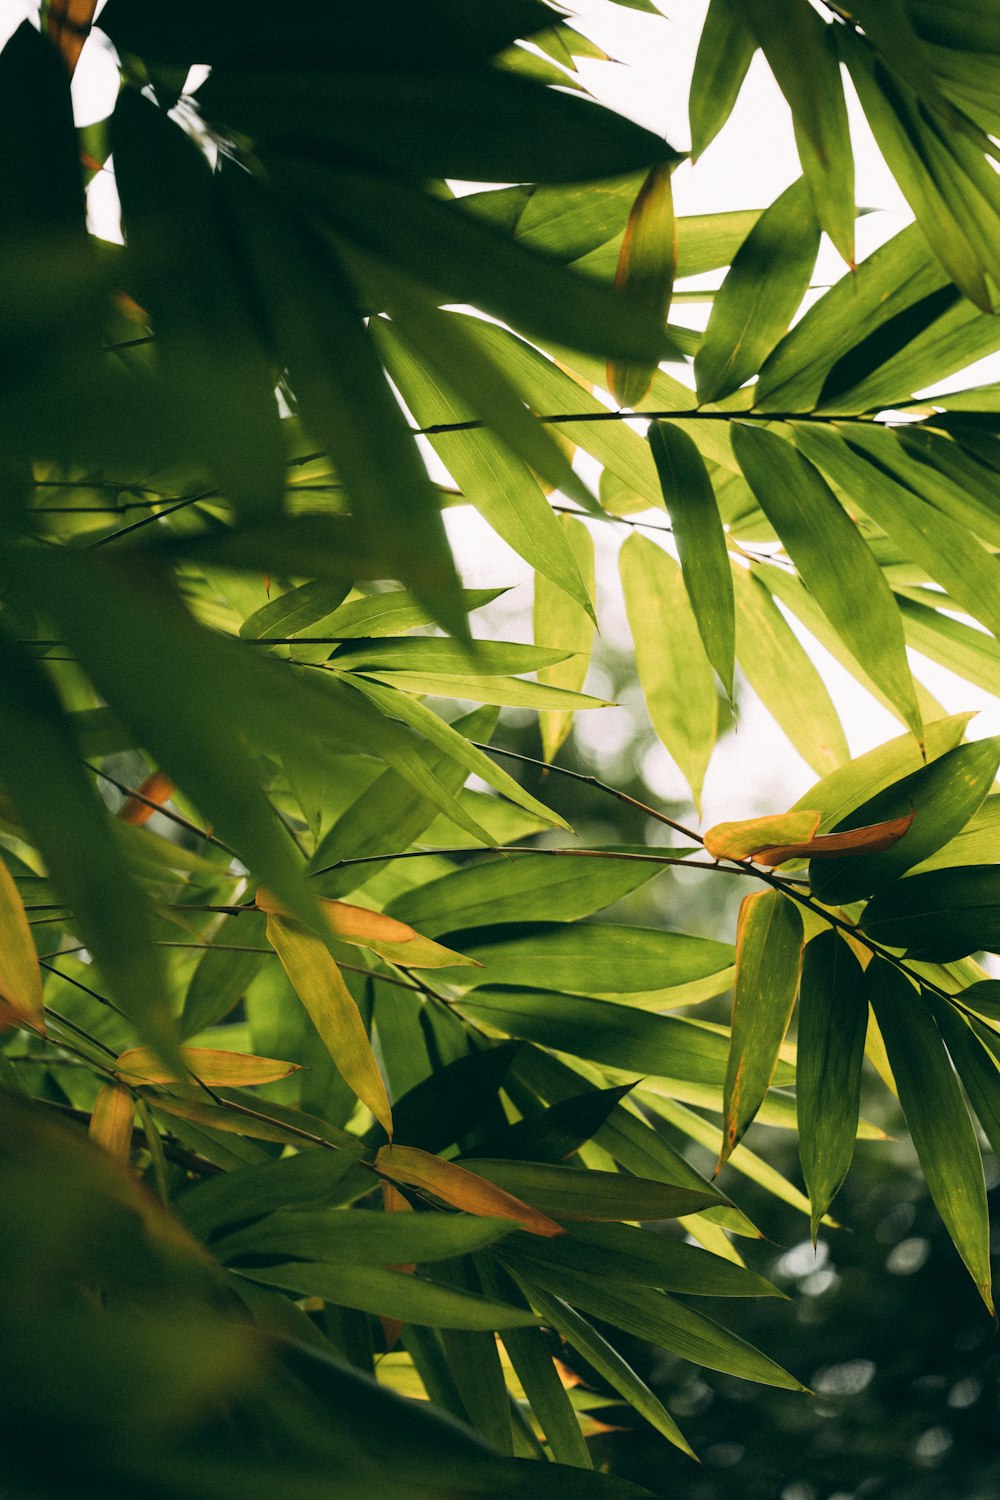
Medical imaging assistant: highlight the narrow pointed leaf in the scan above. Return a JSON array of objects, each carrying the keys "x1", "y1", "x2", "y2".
[
  {"x1": 649, "y1": 421, "x2": 734, "y2": 697},
  {"x1": 115, "y1": 1046, "x2": 300, "y2": 1088},
  {"x1": 461, "y1": 1160, "x2": 716, "y2": 1221},
  {"x1": 620, "y1": 532, "x2": 717, "y2": 812},
  {"x1": 861, "y1": 867, "x2": 1000, "y2": 961},
  {"x1": 694, "y1": 178, "x2": 820, "y2": 402},
  {"x1": 721, "y1": 891, "x2": 803, "y2": 1170},
  {"x1": 0, "y1": 855, "x2": 44, "y2": 1032},
  {"x1": 811, "y1": 738, "x2": 1000, "y2": 904},
  {"x1": 214, "y1": 1209, "x2": 515, "y2": 1267},
  {"x1": 534, "y1": 515, "x2": 597, "y2": 763},
  {"x1": 266, "y1": 913, "x2": 393, "y2": 1138},
  {"x1": 88, "y1": 1084, "x2": 135, "y2": 1163},
  {"x1": 238, "y1": 1262, "x2": 539, "y2": 1331},
  {"x1": 796, "y1": 932, "x2": 868, "y2": 1238},
  {"x1": 867, "y1": 960, "x2": 992, "y2": 1310},
  {"x1": 689, "y1": 0, "x2": 757, "y2": 160},
  {"x1": 607, "y1": 161, "x2": 677, "y2": 408},
  {"x1": 376, "y1": 1144, "x2": 564, "y2": 1238},
  {"x1": 732, "y1": 423, "x2": 921, "y2": 739}
]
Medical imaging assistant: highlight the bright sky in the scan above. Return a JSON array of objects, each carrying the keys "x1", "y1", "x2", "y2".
[{"x1": 18, "y1": 0, "x2": 1000, "y2": 824}]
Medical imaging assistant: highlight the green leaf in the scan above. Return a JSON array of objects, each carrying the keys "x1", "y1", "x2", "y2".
[
  {"x1": 509, "y1": 1276, "x2": 695, "y2": 1456},
  {"x1": 461, "y1": 1160, "x2": 716, "y2": 1221},
  {"x1": 794, "y1": 424, "x2": 1000, "y2": 645},
  {"x1": 909, "y1": 795, "x2": 1000, "y2": 875},
  {"x1": 743, "y1": 0, "x2": 855, "y2": 262},
  {"x1": 213, "y1": 1208, "x2": 515, "y2": 1267},
  {"x1": 222, "y1": 171, "x2": 461, "y2": 628},
  {"x1": 444, "y1": 922, "x2": 734, "y2": 996},
  {"x1": 457, "y1": 989, "x2": 737, "y2": 1088},
  {"x1": 238, "y1": 1262, "x2": 539, "y2": 1330},
  {"x1": 388, "y1": 1043, "x2": 522, "y2": 1155},
  {"x1": 861, "y1": 866, "x2": 1000, "y2": 961},
  {"x1": 929, "y1": 996, "x2": 1000, "y2": 1168},
  {"x1": 503, "y1": 1257, "x2": 804, "y2": 1391},
  {"x1": 512, "y1": 1222, "x2": 781, "y2": 1298},
  {"x1": 756, "y1": 223, "x2": 947, "y2": 410},
  {"x1": 649, "y1": 422, "x2": 735, "y2": 698},
  {"x1": 796, "y1": 932, "x2": 868, "y2": 1239},
  {"x1": 265, "y1": 914, "x2": 393, "y2": 1138},
  {"x1": 534, "y1": 515, "x2": 597, "y2": 762},
  {"x1": 720, "y1": 891, "x2": 803, "y2": 1170},
  {"x1": 607, "y1": 162, "x2": 677, "y2": 408},
  {"x1": 475, "y1": 1084, "x2": 637, "y2": 1164},
  {"x1": 731, "y1": 566, "x2": 849, "y2": 775},
  {"x1": 203, "y1": 65, "x2": 679, "y2": 186},
  {"x1": 386, "y1": 853, "x2": 661, "y2": 936},
  {"x1": 694, "y1": 179, "x2": 820, "y2": 403},
  {"x1": 351, "y1": 668, "x2": 608, "y2": 713},
  {"x1": 0, "y1": 631, "x2": 175, "y2": 1061},
  {"x1": 275, "y1": 159, "x2": 681, "y2": 365},
  {"x1": 689, "y1": 0, "x2": 757, "y2": 160},
  {"x1": 789, "y1": 714, "x2": 972, "y2": 830},
  {"x1": 619, "y1": 533, "x2": 718, "y2": 813},
  {"x1": 375, "y1": 320, "x2": 593, "y2": 620},
  {"x1": 175, "y1": 1145, "x2": 367, "y2": 1242},
  {"x1": 809, "y1": 739, "x2": 1000, "y2": 904},
  {"x1": 732, "y1": 424, "x2": 922, "y2": 740},
  {"x1": 867, "y1": 960, "x2": 992, "y2": 1310}
]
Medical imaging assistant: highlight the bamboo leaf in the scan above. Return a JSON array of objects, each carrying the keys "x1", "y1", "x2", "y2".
[
  {"x1": 266, "y1": 914, "x2": 393, "y2": 1138},
  {"x1": 238, "y1": 1261, "x2": 540, "y2": 1331},
  {"x1": 460, "y1": 1160, "x2": 717, "y2": 1221},
  {"x1": 620, "y1": 532, "x2": 717, "y2": 813},
  {"x1": 861, "y1": 866, "x2": 1000, "y2": 961},
  {"x1": 0, "y1": 855, "x2": 44, "y2": 1032},
  {"x1": 694, "y1": 179, "x2": 820, "y2": 403},
  {"x1": 607, "y1": 161, "x2": 677, "y2": 408},
  {"x1": 704, "y1": 809, "x2": 914, "y2": 866},
  {"x1": 732, "y1": 423, "x2": 922, "y2": 740},
  {"x1": 796, "y1": 932, "x2": 868, "y2": 1239},
  {"x1": 720, "y1": 891, "x2": 803, "y2": 1170},
  {"x1": 649, "y1": 422, "x2": 734, "y2": 698},
  {"x1": 534, "y1": 515, "x2": 597, "y2": 762},
  {"x1": 689, "y1": 0, "x2": 757, "y2": 160},
  {"x1": 88, "y1": 1084, "x2": 135, "y2": 1163},
  {"x1": 375, "y1": 1144, "x2": 564, "y2": 1238},
  {"x1": 867, "y1": 960, "x2": 992, "y2": 1311},
  {"x1": 116, "y1": 1046, "x2": 300, "y2": 1088}
]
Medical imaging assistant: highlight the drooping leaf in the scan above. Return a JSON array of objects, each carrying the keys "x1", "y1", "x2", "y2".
[
  {"x1": 648, "y1": 422, "x2": 734, "y2": 698},
  {"x1": 867, "y1": 960, "x2": 992, "y2": 1310},
  {"x1": 266, "y1": 914, "x2": 393, "y2": 1137},
  {"x1": 796, "y1": 932, "x2": 868, "y2": 1239},
  {"x1": 689, "y1": 0, "x2": 757, "y2": 160},
  {"x1": 533, "y1": 515, "x2": 597, "y2": 763},
  {"x1": 731, "y1": 565, "x2": 849, "y2": 776},
  {"x1": 732, "y1": 423, "x2": 922, "y2": 739},
  {"x1": 0, "y1": 855, "x2": 44, "y2": 1032},
  {"x1": 620, "y1": 532, "x2": 717, "y2": 813},
  {"x1": 607, "y1": 161, "x2": 677, "y2": 408},
  {"x1": 720, "y1": 890, "x2": 803, "y2": 1170}
]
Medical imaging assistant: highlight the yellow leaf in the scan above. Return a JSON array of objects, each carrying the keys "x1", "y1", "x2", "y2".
[
  {"x1": 88, "y1": 1084, "x2": 134, "y2": 1163},
  {"x1": 376, "y1": 1144, "x2": 564, "y2": 1239},
  {"x1": 266, "y1": 913, "x2": 393, "y2": 1138},
  {"x1": 0, "y1": 857, "x2": 44, "y2": 1034},
  {"x1": 257, "y1": 889, "x2": 476, "y2": 969},
  {"x1": 47, "y1": 0, "x2": 99, "y2": 75},
  {"x1": 704, "y1": 809, "x2": 914, "y2": 865},
  {"x1": 115, "y1": 1045, "x2": 300, "y2": 1087}
]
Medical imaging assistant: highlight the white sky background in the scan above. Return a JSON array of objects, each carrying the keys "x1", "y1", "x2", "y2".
[{"x1": 22, "y1": 0, "x2": 1000, "y2": 827}]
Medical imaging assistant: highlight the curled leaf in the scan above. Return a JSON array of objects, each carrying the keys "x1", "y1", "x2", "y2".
[{"x1": 704, "y1": 808, "x2": 913, "y2": 866}]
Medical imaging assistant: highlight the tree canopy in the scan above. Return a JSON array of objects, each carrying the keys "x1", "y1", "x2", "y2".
[{"x1": 5, "y1": 2, "x2": 1000, "y2": 1496}]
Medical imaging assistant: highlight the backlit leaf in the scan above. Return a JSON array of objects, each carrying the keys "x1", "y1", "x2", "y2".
[
  {"x1": 607, "y1": 161, "x2": 677, "y2": 408},
  {"x1": 116, "y1": 1046, "x2": 300, "y2": 1087}
]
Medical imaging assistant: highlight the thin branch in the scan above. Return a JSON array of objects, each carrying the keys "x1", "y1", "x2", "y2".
[{"x1": 414, "y1": 409, "x2": 883, "y2": 438}]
